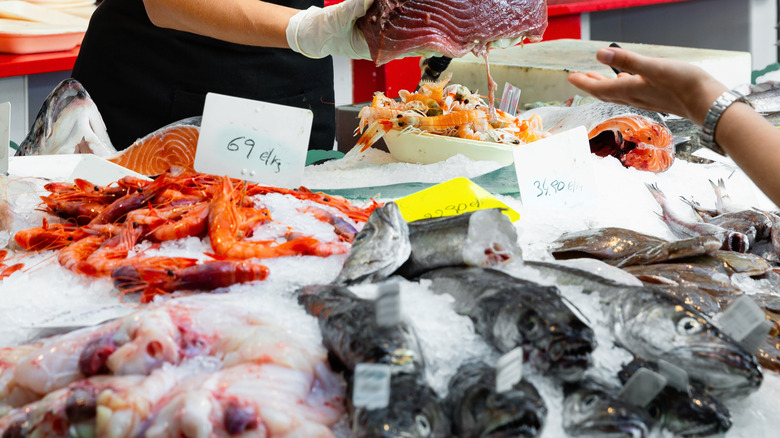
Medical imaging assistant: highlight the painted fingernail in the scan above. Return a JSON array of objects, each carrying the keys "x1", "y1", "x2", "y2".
[{"x1": 597, "y1": 48, "x2": 615, "y2": 64}]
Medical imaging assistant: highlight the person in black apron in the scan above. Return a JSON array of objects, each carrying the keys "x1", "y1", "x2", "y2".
[{"x1": 72, "y1": 0, "x2": 378, "y2": 151}]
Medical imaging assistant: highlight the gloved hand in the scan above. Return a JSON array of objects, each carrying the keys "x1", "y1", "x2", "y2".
[{"x1": 286, "y1": 0, "x2": 373, "y2": 60}]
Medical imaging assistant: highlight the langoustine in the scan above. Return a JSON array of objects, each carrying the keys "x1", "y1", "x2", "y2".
[{"x1": 354, "y1": 77, "x2": 548, "y2": 152}]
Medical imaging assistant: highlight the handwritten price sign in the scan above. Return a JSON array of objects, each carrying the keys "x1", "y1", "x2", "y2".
[
  {"x1": 512, "y1": 126, "x2": 595, "y2": 209},
  {"x1": 532, "y1": 178, "x2": 584, "y2": 198},
  {"x1": 394, "y1": 177, "x2": 520, "y2": 222},
  {"x1": 194, "y1": 92, "x2": 311, "y2": 187}
]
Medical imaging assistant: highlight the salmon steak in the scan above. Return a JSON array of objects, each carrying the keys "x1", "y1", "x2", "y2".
[
  {"x1": 107, "y1": 117, "x2": 200, "y2": 176},
  {"x1": 357, "y1": 0, "x2": 548, "y2": 65},
  {"x1": 524, "y1": 102, "x2": 674, "y2": 173}
]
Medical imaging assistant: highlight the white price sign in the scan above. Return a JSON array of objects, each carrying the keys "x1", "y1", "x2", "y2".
[
  {"x1": 194, "y1": 92, "x2": 311, "y2": 188},
  {"x1": 513, "y1": 126, "x2": 594, "y2": 209}
]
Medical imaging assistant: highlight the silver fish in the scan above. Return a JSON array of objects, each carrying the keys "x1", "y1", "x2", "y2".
[
  {"x1": 16, "y1": 79, "x2": 116, "y2": 157},
  {"x1": 397, "y1": 209, "x2": 521, "y2": 278},
  {"x1": 422, "y1": 267, "x2": 596, "y2": 382},
  {"x1": 610, "y1": 286, "x2": 762, "y2": 399},
  {"x1": 334, "y1": 202, "x2": 411, "y2": 285},
  {"x1": 562, "y1": 378, "x2": 655, "y2": 438},
  {"x1": 445, "y1": 359, "x2": 547, "y2": 437},
  {"x1": 618, "y1": 358, "x2": 732, "y2": 437},
  {"x1": 646, "y1": 183, "x2": 749, "y2": 252}
]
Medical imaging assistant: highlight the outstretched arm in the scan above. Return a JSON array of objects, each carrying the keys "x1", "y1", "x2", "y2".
[
  {"x1": 143, "y1": 0, "x2": 296, "y2": 48},
  {"x1": 568, "y1": 47, "x2": 780, "y2": 207}
]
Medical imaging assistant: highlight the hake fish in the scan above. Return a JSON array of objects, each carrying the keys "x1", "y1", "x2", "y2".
[
  {"x1": 562, "y1": 377, "x2": 655, "y2": 438},
  {"x1": 352, "y1": 372, "x2": 450, "y2": 438},
  {"x1": 523, "y1": 101, "x2": 674, "y2": 173},
  {"x1": 398, "y1": 208, "x2": 521, "y2": 279},
  {"x1": 609, "y1": 285, "x2": 762, "y2": 399},
  {"x1": 16, "y1": 79, "x2": 116, "y2": 157},
  {"x1": 445, "y1": 359, "x2": 547, "y2": 437},
  {"x1": 422, "y1": 267, "x2": 596, "y2": 382},
  {"x1": 618, "y1": 358, "x2": 732, "y2": 437},
  {"x1": 334, "y1": 202, "x2": 411, "y2": 285}
]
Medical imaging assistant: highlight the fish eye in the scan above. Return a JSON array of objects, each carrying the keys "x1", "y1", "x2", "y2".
[
  {"x1": 415, "y1": 414, "x2": 431, "y2": 436},
  {"x1": 521, "y1": 314, "x2": 540, "y2": 335},
  {"x1": 676, "y1": 317, "x2": 704, "y2": 335},
  {"x1": 647, "y1": 403, "x2": 662, "y2": 419}
]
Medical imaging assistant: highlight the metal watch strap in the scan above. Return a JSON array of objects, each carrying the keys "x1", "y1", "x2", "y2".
[{"x1": 700, "y1": 90, "x2": 753, "y2": 155}]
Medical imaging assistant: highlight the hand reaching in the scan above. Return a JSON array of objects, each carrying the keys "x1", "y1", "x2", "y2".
[{"x1": 567, "y1": 47, "x2": 728, "y2": 125}]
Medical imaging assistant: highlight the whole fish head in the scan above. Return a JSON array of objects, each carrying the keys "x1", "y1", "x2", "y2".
[
  {"x1": 335, "y1": 202, "x2": 411, "y2": 285},
  {"x1": 353, "y1": 374, "x2": 449, "y2": 438},
  {"x1": 16, "y1": 78, "x2": 115, "y2": 156},
  {"x1": 611, "y1": 288, "x2": 762, "y2": 398},
  {"x1": 491, "y1": 287, "x2": 596, "y2": 382},
  {"x1": 618, "y1": 359, "x2": 732, "y2": 436},
  {"x1": 562, "y1": 382, "x2": 654, "y2": 438},
  {"x1": 461, "y1": 381, "x2": 547, "y2": 437},
  {"x1": 646, "y1": 386, "x2": 732, "y2": 437}
]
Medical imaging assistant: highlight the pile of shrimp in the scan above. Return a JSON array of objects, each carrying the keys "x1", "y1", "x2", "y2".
[
  {"x1": 10, "y1": 168, "x2": 379, "y2": 302},
  {"x1": 355, "y1": 75, "x2": 549, "y2": 152}
]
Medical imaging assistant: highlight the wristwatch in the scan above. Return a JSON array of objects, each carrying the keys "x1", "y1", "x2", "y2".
[{"x1": 700, "y1": 90, "x2": 753, "y2": 155}]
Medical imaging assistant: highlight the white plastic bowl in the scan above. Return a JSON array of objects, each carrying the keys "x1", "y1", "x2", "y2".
[{"x1": 383, "y1": 129, "x2": 516, "y2": 165}]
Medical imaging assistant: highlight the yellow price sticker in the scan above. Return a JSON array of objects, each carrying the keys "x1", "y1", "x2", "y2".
[{"x1": 394, "y1": 177, "x2": 520, "y2": 222}]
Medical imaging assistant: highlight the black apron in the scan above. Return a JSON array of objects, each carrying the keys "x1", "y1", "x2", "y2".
[{"x1": 72, "y1": 0, "x2": 335, "y2": 151}]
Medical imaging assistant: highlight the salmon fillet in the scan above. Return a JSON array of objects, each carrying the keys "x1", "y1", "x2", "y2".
[{"x1": 107, "y1": 118, "x2": 200, "y2": 176}]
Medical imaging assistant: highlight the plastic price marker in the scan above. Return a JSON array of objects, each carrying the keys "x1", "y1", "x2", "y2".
[
  {"x1": 194, "y1": 92, "x2": 311, "y2": 188},
  {"x1": 394, "y1": 177, "x2": 520, "y2": 223},
  {"x1": 352, "y1": 363, "x2": 391, "y2": 410},
  {"x1": 512, "y1": 126, "x2": 594, "y2": 209},
  {"x1": 499, "y1": 83, "x2": 522, "y2": 117},
  {"x1": 375, "y1": 282, "x2": 401, "y2": 328},
  {"x1": 618, "y1": 368, "x2": 666, "y2": 407},
  {"x1": 495, "y1": 347, "x2": 523, "y2": 393},
  {"x1": 657, "y1": 360, "x2": 689, "y2": 393},
  {"x1": 714, "y1": 295, "x2": 772, "y2": 355},
  {"x1": 0, "y1": 102, "x2": 9, "y2": 174}
]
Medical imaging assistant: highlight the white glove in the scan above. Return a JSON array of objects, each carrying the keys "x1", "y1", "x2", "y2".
[{"x1": 286, "y1": 0, "x2": 373, "y2": 60}]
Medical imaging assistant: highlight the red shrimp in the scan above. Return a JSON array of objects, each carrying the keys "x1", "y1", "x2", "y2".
[
  {"x1": 208, "y1": 176, "x2": 322, "y2": 260},
  {"x1": 112, "y1": 259, "x2": 269, "y2": 303},
  {"x1": 57, "y1": 234, "x2": 107, "y2": 273},
  {"x1": 78, "y1": 224, "x2": 143, "y2": 276},
  {"x1": 14, "y1": 219, "x2": 89, "y2": 251}
]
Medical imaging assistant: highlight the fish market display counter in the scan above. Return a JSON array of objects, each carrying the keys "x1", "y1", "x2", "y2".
[{"x1": 0, "y1": 46, "x2": 79, "y2": 145}]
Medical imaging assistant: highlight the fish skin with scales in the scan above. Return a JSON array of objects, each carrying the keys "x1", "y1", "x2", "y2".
[{"x1": 422, "y1": 267, "x2": 596, "y2": 382}]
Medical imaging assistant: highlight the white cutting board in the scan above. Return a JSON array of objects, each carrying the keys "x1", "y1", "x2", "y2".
[{"x1": 448, "y1": 39, "x2": 752, "y2": 107}]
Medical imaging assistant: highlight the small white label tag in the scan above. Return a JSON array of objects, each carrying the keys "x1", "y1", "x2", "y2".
[
  {"x1": 657, "y1": 360, "x2": 689, "y2": 393},
  {"x1": 375, "y1": 282, "x2": 401, "y2": 328},
  {"x1": 495, "y1": 347, "x2": 523, "y2": 393},
  {"x1": 352, "y1": 363, "x2": 391, "y2": 410},
  {"x1": 618, "y1": 368, "x2": 666, "y2": 407},
  {"x1": 194, "y1": 92, "x2": 311, "y2": 188},
  {"x1": 714, "y1": 295, "x2": 771, "y2": 354},
  {"x1": 512, "y1": 126, "x2": 594, "y2": 209},
  {"x1": 0, "y1": 102, "x2": 9, "y2": 174}
]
